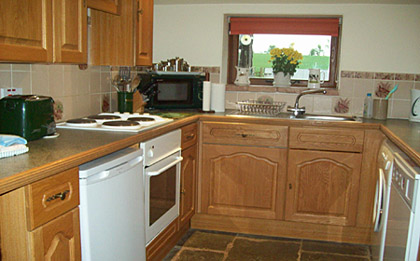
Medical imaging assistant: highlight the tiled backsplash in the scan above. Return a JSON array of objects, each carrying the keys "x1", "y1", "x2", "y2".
[
  {"x1": 225, "y1": 70, "x2": 420, "y2": 119},
  {"x1": 0, "y1": 64, "x2": 114, "y2": 121},
  {"x1": 1, "y1": 63, "x2": 419, "y2": 120}
]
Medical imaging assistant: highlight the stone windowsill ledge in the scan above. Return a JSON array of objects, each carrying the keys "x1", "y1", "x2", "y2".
[{"x1": 226, "y1": 84, "x2": 339, "y2": 96}]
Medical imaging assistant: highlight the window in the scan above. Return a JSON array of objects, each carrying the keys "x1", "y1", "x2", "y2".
[{"x1": 227, "y1": 17, "x2": 341, "y2": 88}]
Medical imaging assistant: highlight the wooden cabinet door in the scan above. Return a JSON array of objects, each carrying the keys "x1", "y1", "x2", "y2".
[
  {"x1": 87, "y1": 0, "x2": 120, "y2": 14},
  {"x1": 285, "y1": 150, "x2": 362, "y2": 226},
  {"x1": 179, "y1": 144, "x2": 197, "y2": 228},
  {"x1": 30, "y1": 208, "x2": 81, "y2": 261},
  {"x1": 201, "y1": 144, "x2": 287, "y2": 220},
  {"x1": 135, "y1": 0, "x2": 153, "y2": 66},
  {"x1": 0, "y1": 0, "x2": 53, "y2": 62},
  {"x1": 53, "y1": 0, "x2": 87, "y2": 63},
  {"x1": 90, "y1": 0, "x2": 135, "y2": 65}
]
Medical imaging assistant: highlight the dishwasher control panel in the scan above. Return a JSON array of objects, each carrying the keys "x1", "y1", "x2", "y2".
[{"x1": 393, "y1": 154, "x2": 419, "y2": 209}]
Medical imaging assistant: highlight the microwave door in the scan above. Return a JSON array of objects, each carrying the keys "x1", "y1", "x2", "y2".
[{"x1": 155, "y1": 80, "x2": 193, "y2": 104}]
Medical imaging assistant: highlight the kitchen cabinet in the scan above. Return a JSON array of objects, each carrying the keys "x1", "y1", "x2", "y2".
[
  {"x1": 179, "y1": 123, "x2": 197, "y2": 228},
  {"x1": 88, "y1": 0, "x2": 120, "y2": 14},
  {"x1": 135, "y1": 0, "x2": 154, "y2": 66},
  {"x1": 285, "y1": 127, "x2": 364, "y2": 226},
  {"x1": 53, "y1": 0, "x2": 88, "y2": 63},
  {"x1": 0, "y1": 0, "x2": 87, "y2": 63},
  {"x1": 89, "y1": 0, "x2": 136, "y2": 65},
  {"x1": 0, "y1": 167, "x2": 81, "y2": 260},
  {"x1": 285, "y1": 149, "x2": 362, "y2": 226},
  {"x1": 200, "y1": 122, "x2": 288, "y2": 220}
]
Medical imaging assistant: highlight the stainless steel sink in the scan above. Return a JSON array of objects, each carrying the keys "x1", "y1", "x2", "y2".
[
  {"x1": 290, "y1": 114, "x2": 358, "y2": 122},
  {"x1": 227, "y1": 111, "x2": 361, "y2": 122}
]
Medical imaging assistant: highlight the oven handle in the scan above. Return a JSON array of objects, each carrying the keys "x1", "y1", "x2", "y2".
[{"x1": 146, "y1": 156, "x2": 183, "y2": 177}]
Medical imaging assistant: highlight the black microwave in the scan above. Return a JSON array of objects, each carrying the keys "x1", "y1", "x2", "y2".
[{"x1": 139, "y1": 72, "x2": 206, "y2": 110}]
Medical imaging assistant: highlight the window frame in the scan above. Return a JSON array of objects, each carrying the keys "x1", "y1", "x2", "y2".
[{"x1": 227, "y1": 17, "x2": 341, "y2": 88}]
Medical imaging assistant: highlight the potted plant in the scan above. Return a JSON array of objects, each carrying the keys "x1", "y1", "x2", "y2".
[{"x1": 269, "y1": 46, "x2": 303, "y2": 86}]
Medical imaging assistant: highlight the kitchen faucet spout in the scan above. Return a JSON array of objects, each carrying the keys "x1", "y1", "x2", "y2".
[{"x1": 287, "y1": 89, "x2": 327, "y2": 116}]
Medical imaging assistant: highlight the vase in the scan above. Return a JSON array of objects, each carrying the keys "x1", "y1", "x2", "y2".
[{"x1": 273, "y1": 72, "x2": 291, "y2": 87}]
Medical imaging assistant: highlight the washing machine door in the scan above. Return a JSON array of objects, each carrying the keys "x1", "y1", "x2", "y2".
[{"x1": 373, "y1": 168, "x2": 386, "y2": 232}]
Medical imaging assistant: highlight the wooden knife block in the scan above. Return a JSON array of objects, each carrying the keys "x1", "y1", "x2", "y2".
[{"x1": 132, "y1": 91, "x2": 147, "y2": 113}]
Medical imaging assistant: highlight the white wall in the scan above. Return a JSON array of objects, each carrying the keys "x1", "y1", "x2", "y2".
[{"x1": 153, "y1": 3, "x2": 420, "y2": 74}]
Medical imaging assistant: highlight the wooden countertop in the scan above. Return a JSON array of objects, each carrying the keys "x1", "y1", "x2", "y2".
[{"x1": 0, "y1": 113, "x2": 419, "y2": 195}]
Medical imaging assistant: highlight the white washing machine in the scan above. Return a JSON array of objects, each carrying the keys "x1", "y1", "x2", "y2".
[{"x1": 371, "y1": 140, "x2": 395, "y2": 261}]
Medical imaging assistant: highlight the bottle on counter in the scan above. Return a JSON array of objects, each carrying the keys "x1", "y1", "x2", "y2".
[{"x1": 363, "y1": 93, "x2": 373, "y2": 119}]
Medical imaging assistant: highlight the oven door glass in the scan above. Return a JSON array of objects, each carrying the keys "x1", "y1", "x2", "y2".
[
  {"x1": 149, "y1": 164, "x2": 177, "y2": 225},
  {"x1": 156, "y1": 80, "x2": 192, "y2": 103},
  {"x1": 144, "y1": 151, "x2": 182, "y2": 244}
]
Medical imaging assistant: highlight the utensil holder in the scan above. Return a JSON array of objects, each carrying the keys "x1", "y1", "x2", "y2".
[{"x1": 117, "y1": 92, "x2": 133, "y2": 113}]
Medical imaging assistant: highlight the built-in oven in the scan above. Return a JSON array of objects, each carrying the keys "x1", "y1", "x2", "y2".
[{"x1": 140, "y1": 129, "x2": 182, "y2": 244}]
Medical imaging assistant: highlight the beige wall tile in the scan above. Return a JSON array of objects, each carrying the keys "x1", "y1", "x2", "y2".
[
  {"x1": 78, "y1": 71, "x2": 90, "y2": 95},
  {"x1": 72, "y1": 95, "x2": 90, "y2": 119},
  {"x1": 90, "y1": 94, "x2": 102, "y2": 115},
  {"x1": 353, "y1": 79, "x2": 374, "y2": 98},
  {"x1": 32, "y1": 64, "x2": 48, "y2": 72},
  {"x1": 415, "y1": 82, "x2": 420, "y2": 90},
  {"x1": 12, "y1": 71, "x2": 31, "y2": 93},
  {"x1": 350, "y1": 97, "x2": 364, "y2": 116},
  {"x1": 59, "y1": 96, "x2": 73, "y2": 121},
  {"x1": 274, "y1": 93, "x2": 296, "y2": 110},
  {"x1": 338, "y1": 78, "x2": 354, "y2": 98},
  {"x1": 110, "y1": 92, "x2": 118, "y2": 112},
  {"x1": 0, "y1": 72, "x2": 11, "y2": 88},
  {"x1": 210, "y1": 73, "x2": 220, "y2": 83},
  {"x1": 237, "y1": 92, "x2": 256, "y2": 102},
  {"x1": 32, "y1": 71, "x2": 49, "y2": 96},
  {"x1": 390, "y1": 99, "x2": 410, "y2": 119},
  {"x1": 299, "y1": 96, "x2": 314, "y2": 113},
  {"x1": 49, "y1": 68, "x2": 64, "y2": 98},
  {"x1": 225, "y1": 92, "x2": 237, "y2": 109},
  {"x1": 90, "y1": 71, "x2": 101, "y2": 94},
  {"x1": 101, "y1": 72, "x2": 111, "y2": 93},
  {"x1": 0, "y1": 64, "x2": 11, "y2": 71},
  {"x1": 313, "y1": 96, "x2": 333, "y2": 114},
  {"x1": 393, "y1": 81, "x2": 414, "y2": 99},
  {"x1": 11, "y1": 64, "x2": 30, "y2": 71},
  {"x1": 63, "y1": 71, "x2": 76, "y2": 96}
]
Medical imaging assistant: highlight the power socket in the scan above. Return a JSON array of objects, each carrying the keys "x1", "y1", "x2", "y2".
[{"x1": 0, "y1": 88, "x2": 23, "y2": 98}]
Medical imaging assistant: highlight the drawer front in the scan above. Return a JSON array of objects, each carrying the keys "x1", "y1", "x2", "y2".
[
  {"x1": 202, "y1": 122, "x2": 288, "y2": 147},
  {"x1": 289, "y1": 127, "x2": 364, "y2": 152},
  {"x1": 181, "y1": 123, "x2": 197, "y2": 150},
  {"x1": 26, "y1": 167, "x2": 79, "y2": 230}
]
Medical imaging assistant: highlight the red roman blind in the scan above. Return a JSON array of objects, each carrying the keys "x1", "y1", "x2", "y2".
[{"x1": 229, "y1": 17, "x2": 340, "y2": 37}]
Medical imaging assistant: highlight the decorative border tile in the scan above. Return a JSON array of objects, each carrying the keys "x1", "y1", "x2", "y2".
[
  {"x1": 415, "y1": 75, "x2": 420, "y2": 82},
  {"x1": 334, "y1": 97, "x2": 350, "y2": 114},
  {"x1": 395, "y1": 73, "x2": 414, "y2": 81},
  {"x1": 354, "y1": 72, "x2": 374, "y2": 79},
  {"x1": 375, "y1": 81, "x2": 391, "y2": 98},
  {"x1": 375, "y1": 72, "x2": 394, "y2": 80},
  {"x1": 341, "y1": 71, "x2": 354, "y2": 78}
]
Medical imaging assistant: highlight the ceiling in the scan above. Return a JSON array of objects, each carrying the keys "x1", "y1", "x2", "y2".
[{"x1": 155, "y1": 0, "x2": 420, "y2": 4}]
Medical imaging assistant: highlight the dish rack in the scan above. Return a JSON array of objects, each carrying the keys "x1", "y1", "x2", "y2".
[{"x1": 236, "y1": 100, "x2": 286, "y2": 115}]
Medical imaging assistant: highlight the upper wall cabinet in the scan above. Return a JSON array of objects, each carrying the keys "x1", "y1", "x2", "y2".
[
  {"x1": 136, "y1": 0, "x2": 153, "y2": 66},
  {"x1": 53, "y1": 0, "x2": 88, "y2": 63},
  {"x1": 87, "y1": 0, "x2": 120, "y2": 15},
  {"x1": 0, "y1": 0, "x2": 52, "y2": 62},
  {"x1": 0, "y1": 0, "x2": 87, "y2": 64},
  {"x1": 89, "y1": 0, "x2": 135, "y2": 66}
]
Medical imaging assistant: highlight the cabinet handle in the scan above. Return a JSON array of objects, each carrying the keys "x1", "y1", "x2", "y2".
[
  {"x1": 186, "y1": 133, "x2": 195, "y2": 140},
  {"x1": 181, "y1": 189, "x2": 186, "y2": 195},
  {"x1": 46, "y1": 190, "x2": 70, "y2": 202},
  {"x1": 138, "y1": 9, "x2": 143, "y2": 15},
  {"x1": 289, "y1": 184, "x2": 292, "y2": 189},
  {"x1": 83, "y1": 0, "x2": 86, "y2": 8},
  {"x1": 236, "y1": 133, "x2": 254, "y2": 138}
]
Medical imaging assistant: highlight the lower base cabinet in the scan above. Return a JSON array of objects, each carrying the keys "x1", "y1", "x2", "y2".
[
  {"x1": 179, "y1": 144, "x2": 197, "y2": 228},
  {"x1": 200, "y1": 144, "x2": 287, "y2": 220},
  {"x1": 285, "y1": 149, "x2": 362, "y2": 227}
]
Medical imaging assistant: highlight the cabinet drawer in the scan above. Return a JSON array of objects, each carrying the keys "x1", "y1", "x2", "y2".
[
  {"x1": 202, "y1": 122, "x2": 288, "y2": 147},
  {"x1": 181, "y1": 123, "x2": 197, "y2": 150},
  {"x1": 26, "y1": 167, "x2": 79, "y2": 230},
  {"x1": 289, "y1": 127, "x2": 364, "y2": 152}
]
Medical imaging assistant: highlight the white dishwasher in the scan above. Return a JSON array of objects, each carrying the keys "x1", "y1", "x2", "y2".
[{"x1": 79, "y1": 147, "x2": 146, "y2": 261}]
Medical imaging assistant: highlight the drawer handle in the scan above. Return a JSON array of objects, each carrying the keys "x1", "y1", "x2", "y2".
[
  {"x1": 181, "y1": 189, "x2": 186, "y2": 195},
  {"x1": 46, "y1": 190, "x2": 70, "y2": 202},
  {"x1": 236, "y1": 133, "x2": 254, "y2": 138},
  {"x1": 186, "y1": 133, "x2": 195, "y2": 140}
]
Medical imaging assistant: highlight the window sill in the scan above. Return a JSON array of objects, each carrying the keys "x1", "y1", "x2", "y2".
[{"x1": 226, "y1": 84, "x2": 339, "y2": 96}]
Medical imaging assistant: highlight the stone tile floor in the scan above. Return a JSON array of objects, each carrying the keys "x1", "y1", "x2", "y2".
[{"x1": 164, "y1": 229, "x2": 371, "y2": 261}]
